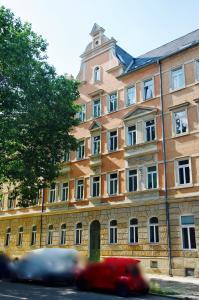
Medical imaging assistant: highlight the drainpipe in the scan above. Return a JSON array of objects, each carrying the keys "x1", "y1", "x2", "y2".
[
  {"x1": 158, "y1": 60, "x2": 172, "y2": 276},
  {"x1": 39, "y1": 188, "x2": 45, "y2": 248}
]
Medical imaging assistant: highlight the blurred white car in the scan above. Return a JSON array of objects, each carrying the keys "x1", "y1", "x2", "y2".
[{"x1": 10, "y1": 248, "x2": 80, "y2": 284}]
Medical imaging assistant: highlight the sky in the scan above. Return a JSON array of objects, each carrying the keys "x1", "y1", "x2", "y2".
[{"x1": 1, "y1": 0, "x2": 199, "y2": 77}]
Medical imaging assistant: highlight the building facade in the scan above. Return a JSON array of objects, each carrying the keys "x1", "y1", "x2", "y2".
[{"x1": 0, "y1": 24, "x2": 199, "y2": 277}]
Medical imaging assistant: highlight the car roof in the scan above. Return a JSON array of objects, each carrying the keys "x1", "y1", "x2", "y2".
[{"x1": 104, "y1": 257, "x2": 140, "y2": 265}]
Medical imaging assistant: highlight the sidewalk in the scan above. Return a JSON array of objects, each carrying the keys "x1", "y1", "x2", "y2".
[{"x1": 147, "y1": 274, "x2": 199, "y2": 300}]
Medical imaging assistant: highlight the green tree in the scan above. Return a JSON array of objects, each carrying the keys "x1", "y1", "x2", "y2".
[{"x1": 0, "y1": 6, "x2": 79, "y2": 207}]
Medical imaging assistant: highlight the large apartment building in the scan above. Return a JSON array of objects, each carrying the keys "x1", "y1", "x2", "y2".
[{"x1": 1, "y1": 24, "x2": 199, "y2": 277}]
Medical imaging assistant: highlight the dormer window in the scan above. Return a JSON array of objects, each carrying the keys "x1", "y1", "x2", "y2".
[{"x1": 94, "y1": 66, "x2": 100, "y2": 82}]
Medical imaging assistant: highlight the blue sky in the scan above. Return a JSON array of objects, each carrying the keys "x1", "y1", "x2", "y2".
[{"x1": 1, "y1": 0, "x2": 199, "y2": 76}]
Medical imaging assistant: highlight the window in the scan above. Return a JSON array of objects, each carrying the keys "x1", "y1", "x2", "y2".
[
  {"x1": 0, "y1": 194, "x2": 3, "y2": 210},
  {"x1": 5, "y1": 228, "x2": 11, "y2": 247},
  {"x1": 76, "y1": 179, "x2": 84, "y2": 200},
  {"x1": 108, "y1": 92, "x2": 117, "y2": 112},
  {"x1": 31, "y1": 225, "x2": 37, "y2": 245},
  {"x1": 149, "y1": 217, "x2": 159, "y2": 243},
  {"x1": 145, "y1": 120, "x2": 155, "y2": 141},
  {"x1": 108, "y1": 173, "x2": 118, "y2": 196},
  {"x1": 127, "y1": 125, "x2": 136, "y2": 146},
  {"x1": 147, "y1": 166, "x2": 157, "y2": 189},
  {"x1": 17, "y1": 227, "x2": 23, "y2": 246},
  {"x1": 129, "y1": 218, "x2": 138, "y2": 244},
  {"x1": 181, "y1": 216, "x2": 196, "y2": 250},
  {"x1": 77, "y1": 141, "x2": 85, "y2": 160},
  {"x1": 126, "y1": 86, "x2": 135, "y2": 106},
  {"x1": 61, "y1": 182, "x2": 69, "y2": 201},
  {"x1": 75, "y1": 223, "x2": 82, "y2": 245},
  {"x1": 47, "y1": 225, "x2": 53, "y2": 245},
  {"x1": 60, "y1": 224, "x2": 66, "y2": 245},
  {"x1": 91, "y1": 176, "x2": 100, "y2": 197},
  {"x1": 93, "y1": 98, "x2": 101, "y2": 118},
  {"x1": 63, "y1": 151, "x2": 69, "y2": 162},
  {"x1": 171, "y1": 67, "x2": 184, "y2": 90},
  {"x1": 92, "y1": 135, "x2": 100, "y2": 155},
  {"x1": 109, "y1": 220, "x2": 117, "y2": 244},
  {"x1": 128, "y1": 169, "x2": 138, "y2": 192},
  {"x1": 79, "y1": 104, "x2": 86, "y2": 122},
  {"x1": 49, "y1": 183, "x2": 56, "y2": 203},
  {"x1": 143, "y1": 79, "x2": 154, "y2": 100},
  {"x1": 94, "y1": 66, "x2": 100, "y2": 82},
  {"x1": 177, "y1": 159, "x2": 191, "y2": 185},
  {"x1": 108, "y1": 130, "x2": 117, "y2": 152},
  {"x1": 7, "y1": 198, "x2": 14, "y2": 209},
  {"x1": 196, "y1": 60, "x2": 199, "y2": 81},
  {"x1": 173, "y1": 110, "x2": 188, "y2": 135}
]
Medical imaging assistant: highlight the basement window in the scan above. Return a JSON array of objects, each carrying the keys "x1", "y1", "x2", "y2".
[
  {"x1": 150, "y1": 261, "x2": 158, "y2": 268},
  {"x1": 185, "y1": 268, "x2": 194, "y2": 277}
]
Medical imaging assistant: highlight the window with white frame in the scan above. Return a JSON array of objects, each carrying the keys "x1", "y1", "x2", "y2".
[
  {"x1": 91, "y1": 176, "x2": 100, "y2": 197},
  {"x1": 196, "y1": 60, "x2": 199, "y2": 81},
  {"x1": 171, "y1": 66, "x2": 184, "y2": 90},
  {"x1": 147, "y1": 166, "x2": 157, "y2": 189},
  {"x1": 79, "y1": 104, "x2": 86, "y2": 122},
  {"x1": 108, "y1": 173, "x2": 118, "y2": 195},
  {"x1": 77, "y1": 141, "x2": 85, "y2": 160},
  {"x1": 31, "y1": 225, "x2": 37, "y2": 245},
  {"x1": 128, "y1": 169, "x2": 138, "y2": 192},
  {"x1": 5, "y1": 228, "x2": 11, "y2": 247},
  {"x1": 93, "y1": 98, "x2": 101, "y2": 118},
  {"x1": 75, "y1": 222, "x2": 82, "y2": 245},
  {"x1": 181, "y1": 216, "x2": 196, "y2": 250},
  {"x1": 47, "y1": 225, "x2": 53, "y2": 245},
  {"x1": 149, "y1": 217, "x2": 159, "y2": 243},
  {"x1": 173, "y1": 109, "x2": 188, "y2": 135},
  {"x1": 145, "y1": 119, "x2": 155, "y2": 141},
  {"x1": 61, "y1": 182, "x2": 69, "y2": 201},
  {"x1": 60, "y1": 224, "x2": 66, "y2": 245},
  {"x1": 143, "y1": 79, "x2": 154, "y2": 100},
  {"x1": 108, "y1": 92, "x2": 117, "y2": 112},
  {"x1": 176, "y1": 159, "x2": 191, "y2": 185},
  {"x1": 49, "y1": 183, "x2": 56, "y2": 203},
  {"x1": 109, "y1": 220, "x2": 117, "y2": 244},
  {"x1": 17, "y1": 227, "x2": 23, "y2": 246},
  {"x1": 127, "y1": 125, "x2": 136, "y2": 146},
  {"x1": 129, "y1": 218, "x2": 138, "y2": 244},
  {"x1": 0, "y1": 194, "x2": 3, "y2": 210},
  {"x1": 126, "y1": 86, "x2": 136, "y2": 106},
  {"x1": 7, "y1": 198, "x2": 14, "y2": 209},
  {"x1": 76, "y1": 179, "x2": 84, "y2": 200},
  {"x1": 63, "y1": 151, "x2": 69, "y2": 162},
  {"x1": 94, "y1": 66, "x2": 100, "y2": 82},
  {"x1": 92, "y1": 135, "x2": 100, "y2": 155},
  {"x1": 108, "y1": 130, "x2": 117, "y2": 152}
]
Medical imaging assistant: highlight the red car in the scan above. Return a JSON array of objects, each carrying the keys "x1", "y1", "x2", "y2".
[{"x1": 76, "y1": 257, "x2": 149, "y2": 297}]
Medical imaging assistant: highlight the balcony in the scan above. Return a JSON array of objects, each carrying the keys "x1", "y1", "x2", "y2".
[
  {"x1": 89, "y1": 154, "x2": 101, "y2": 169},
  {"x1": 60, "y1": 162, "x2": 71, "y2": 174}
]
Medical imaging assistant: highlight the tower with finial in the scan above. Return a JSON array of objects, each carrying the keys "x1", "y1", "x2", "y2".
[{"x1": 90, "y1": 23, "x2": 105, "y2": 48}]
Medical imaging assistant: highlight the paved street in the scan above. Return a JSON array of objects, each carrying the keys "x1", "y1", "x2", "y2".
[{"x1": 0, "y1": 281, "x2": 174, "y2": 300}]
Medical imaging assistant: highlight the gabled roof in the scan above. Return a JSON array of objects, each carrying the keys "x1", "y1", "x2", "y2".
[
  {"x1": 115, "y1": 45, "x2": 134, "y2": 67},
  {"x1": 123, "y1": 106, "x2": 157, "y2": 120},
  {"x1": 89, "y1": 120, "x2": 101, "y2": 131},
  {"x1": 122, "y1": 29, "x2": 199, "y2": 76},
  {"x1": 90, "y1": 23, "x2": 105, "y2": 37}
]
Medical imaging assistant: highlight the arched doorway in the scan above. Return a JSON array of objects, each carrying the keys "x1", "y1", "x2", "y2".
[{"x1": 89, "y1": 220, "x2": 100, "y2": 261}]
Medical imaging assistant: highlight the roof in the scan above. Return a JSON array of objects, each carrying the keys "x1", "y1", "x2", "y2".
[
  {"x1": 115, "y1": 45, "x2": 134, "y2": 67},
  {"x1": 122, "y1": 29, "x2": 199, "y2": 76}
]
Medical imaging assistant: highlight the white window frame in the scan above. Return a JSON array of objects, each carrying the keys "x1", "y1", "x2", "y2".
[
  {"x1": 47, "y1": 225, "x2": 53, "y2": 245},
  {"x1": 93, "y1": 98, "x2": 101, "y2": 118},
  {"x1": 126, "y1": 124, "x2": 137, "y2": 146},
  {"x1": 181, "y1": 215, "x2": 197, "y2": 250},
  {"x1": 75, "y1": 222, "x2": 82, "y2": 245},
  {"x1": 146, "y1": 165, "x2": 158, "y2": 189},
  {"x1": 108, "y1": 129, "x2": 118, "y2": 152},
  {"x1": 60, "y1": 224, "x2": 66, "y2": 245},
  {"x1": 109, "y1": 219, "x2": 118, "y2": 244},
  {"x1": 17, "y1": 227, "x2": 23, "y2": 247},
  {"x1": 79, "y1": 104, "x2": 86, "y2": 122},
  {"x1": 129, "y1": 218, "x2": 138, "y2": 244},
  {"x1": 5, "y1": 228, "x2": 11, "y2": 247},
  {"x1": 175, "y1": 157, "x2": 192, "y2": 187},
  {"x1": 90, "y1": 176, "x2": 100, "y2": 198},
  {"x1": 143, "y1": 78, "x2": 154, "y2": 101},
  {"x1": 127, "y1": 169, "x2": 138, "y2": 192},
  {"x1": 170, "y1": 65, "x2": 185, "y2": 91},
  {"x1": 195, "y1": 59, "x2": 199, "y2": 82},
  {"x1": 107, "y1": 172, "x2": 118, "y2": 196},
  {"x1": 94, "y1": 66, "x2": 100, "y2": 82},
  {"x1": 108, "y1": 92, "x2": 118, "y2": 113},
  {"x1": 145, "y1": 119, "x2": 156, "y2": 142},
  {"x1": 7, "y1": 198, "x2": 14, "y2": 210},
  {"x1": 49, "y1": 183, "x2": 56, "y2": 203},
  {"x1": 76, "y1": 140, "x2": 85, "y2": 160},
  {"x1": 61, "y1": 182, "x2": 69, "y2": 201},
  {"x1": 92, "y1": 134, "x2": 101, "y2": 155},
  {"x1": 125, "y1": 85, "x2": 136, "y2": 106},
  {"x1": 149, "y1": 217, "x2": 159, "y2": 244},
  {"x1": 172, "y1": 108, "x2": 188, "y2": 136},
  {"x1": 76, "y1": 178, "x2": 84, "y2": 200},
  {"x1": 31, "y1": 225, "x2": 37, "y2": 246}
]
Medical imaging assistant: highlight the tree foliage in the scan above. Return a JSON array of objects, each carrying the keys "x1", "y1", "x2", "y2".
[{"x1": 0, "y1": 6, "x2": 80, "y2": 207}]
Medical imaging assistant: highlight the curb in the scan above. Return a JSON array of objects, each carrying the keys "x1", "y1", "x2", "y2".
[{"x1": 150, "y1": 292, "x2": 199, "y2": 300}]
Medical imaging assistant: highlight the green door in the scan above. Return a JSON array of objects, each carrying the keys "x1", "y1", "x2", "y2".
[{"x1": 89, "y1": 220, "x2": 100, "y2": 261}]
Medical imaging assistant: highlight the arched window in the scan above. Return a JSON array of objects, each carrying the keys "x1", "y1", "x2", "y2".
[
  {"x1": 94, "y1": 66, "x2": 100, "y2": 82},
  {"x1": 149, "y1": 217, "x2": 159, "y2": 243},
  {"x1": 60, "y1": 224, "x2": 66, "y2": 245},
  {"x1": 5, "y1": 228, "x2": 11, "y2": 247},
  {"x1": 75, "y1": 222, "x2": 82, "y2": 245},
  {"x1": 47, "y1": 225, "x2": 53, "y2": 245},
  {"x1": 31, "y1": 225, "x2": 37, "y2": 245},
  {"x1": 49, "y1": 183, "x2": 56, "y2": 203},
  {"x1": 109, "y1": 220, "x2": 117, "y2": 244},
  {"x1": 17, "y1": 227, "x2": 23, "y2": 246},
  {"x1": 129, "y1": 218, "x2": 138, "y2": 244}
]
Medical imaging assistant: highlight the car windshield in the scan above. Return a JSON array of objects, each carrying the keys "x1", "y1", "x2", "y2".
[{"x1": 126, "y1": 264, "x2": 140, "y2": 276}]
